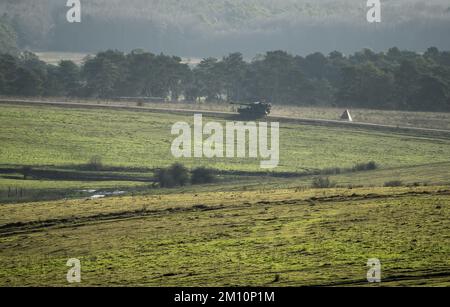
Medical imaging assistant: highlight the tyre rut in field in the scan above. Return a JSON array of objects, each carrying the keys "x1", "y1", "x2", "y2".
[
  {"x1": 0, "y1": 204, "x2": 227, "y2": 237},
  {"x1": 1, "y1": 189, "x2": 447, "y2": 237}
]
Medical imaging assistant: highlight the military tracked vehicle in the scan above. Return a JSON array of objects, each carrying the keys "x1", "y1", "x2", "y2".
[{"x1": 230, "y1": 101, "x2": 272, "y2": 120}]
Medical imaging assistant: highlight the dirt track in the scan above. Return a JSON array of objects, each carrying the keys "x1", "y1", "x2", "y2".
[{"x1": 1, "y1": 98, "x2": 450, "y2": 136}]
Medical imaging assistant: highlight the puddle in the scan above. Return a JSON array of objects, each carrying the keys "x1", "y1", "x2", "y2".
[
  {"x1": 90, "y1": 194, "x2": 105, "y2": 199},
  {"x1": 89, "y1": 190, "x2": 125, "y2": 199},
  {"x1": 80, "y1": 189, "x2": 97, "y2": 193}
]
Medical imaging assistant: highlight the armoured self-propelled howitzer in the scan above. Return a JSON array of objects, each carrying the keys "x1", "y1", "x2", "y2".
[{"x1": 230, "y1": 101, "x2": 272, "y2": 120}]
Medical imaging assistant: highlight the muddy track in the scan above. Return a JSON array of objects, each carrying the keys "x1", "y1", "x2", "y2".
[
  {"x1": 0, "y1": 204, "x2": 229, "y2": 237},
  {"x1": 1, "y1": 189, "x2": 447, "y2": 237},
  {"x1": 309, "y1": 270, "x2": 450, "y2": 287}
]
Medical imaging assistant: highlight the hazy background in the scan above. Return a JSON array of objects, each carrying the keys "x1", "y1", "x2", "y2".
[{"x1": 1, "y1": 0, "x2": 450, "y2": 57}]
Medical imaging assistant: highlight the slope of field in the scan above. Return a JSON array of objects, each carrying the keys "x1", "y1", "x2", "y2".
[
  {"x1": 1, "y1": 103, "x2": 449, "y2": 172},
  {"x1": 0, "y1": 186, "x2": 448, "y2": 286},
  {"x1": 0, "y1": 101, "x2": 449, "y2": 204}
]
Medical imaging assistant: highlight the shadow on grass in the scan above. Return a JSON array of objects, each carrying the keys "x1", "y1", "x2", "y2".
[
  {"x1": 0, "y1": 161, "x2": 380, "y2": 203},
  {"x1": 0, "y1": 165, "x2": 154, "y2": 182}
]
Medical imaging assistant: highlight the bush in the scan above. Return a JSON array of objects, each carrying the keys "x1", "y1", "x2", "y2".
[
  {"x1": 154, "y1": 169, "x2": 174, "y2": 188},
  {"x1": 353, "y1": 161, "x2": 378, "y2": 172},
  {"x1": 191, "y1": 167, "x2": 216, "y2": 184},
  {"x1": 384, "y1": 180, "x2": 403, "y2": 187},
  {"x1": 169, "y1": 163, "x2": 189, "y2": 186},
  {"x1": 86, "y1": 155, "x2": 103, "y2": 171},
  {"x1": 312, "y1": 176, "x2": 335, "y2": 189},
  {"x1": 155, "y1": 163, "x2": 189, "y2": 188}
]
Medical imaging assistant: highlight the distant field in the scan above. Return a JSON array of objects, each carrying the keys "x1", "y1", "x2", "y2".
[
  {"x1": 0, "y1": 186, "x2": 448, "y2": 286},
  {"x1": 34, "y1": 52, "x2": 90, "y2": 66},
  {"x1": 34, "y1": 51, "x2": 201, "y2": 67}
]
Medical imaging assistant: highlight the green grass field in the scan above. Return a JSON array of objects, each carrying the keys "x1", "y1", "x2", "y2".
[
  {"x1": 0, "y1": 102, "x2": 449, "y2": 286},
  {"x1": 0, "y1": 186, "x2": 448, "y2": 286},
  {"x1": 1, "y1": 102, "x2": 449, "y2": 202},
  {"x1": 1, "y1": 103, "x2": 449, "y2": 171}
]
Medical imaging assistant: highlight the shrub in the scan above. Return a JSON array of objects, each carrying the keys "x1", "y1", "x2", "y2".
[
  {"x1": 154, "y1": 169, "x2": 174, "y2": 188},
  {"x1": 155, "y1": 163, "x2": 189, "y2": 188},
  {"x1": 86, "y1": 155, "x2": 103, "y2": 171},
  {"x1": 384, "y1": 180, "x2": 403, "y2": 187},
  {"x1": 353, "y1": 161, "x2": 378, "y2": 172},
  {"x1": 191, "y1": 167, "x2": 216, "y2": 184},
  {"x1": 312, "y1": 176, "x2": 335, "y2": 189},
  {"x1": 169, "y1": 163, "x2": 190, "y2": 186}
]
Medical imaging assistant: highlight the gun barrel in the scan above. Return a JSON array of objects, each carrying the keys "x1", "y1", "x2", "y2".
[{"x1": 230, "y1": 102, "x2": 251, "y2": 105}]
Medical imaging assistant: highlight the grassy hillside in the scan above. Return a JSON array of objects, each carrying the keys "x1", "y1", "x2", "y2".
[
  {"x1": 0, "y1": 101, "x2": 449, "y2": 286},
  {"x1": 1, "y1": 103, "x2": 449, "y2": 172},
  {"x1": 0, "y1": 102, "x2": 449, "y2": 203}
]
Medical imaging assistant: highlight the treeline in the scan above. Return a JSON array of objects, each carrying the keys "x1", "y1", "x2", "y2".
[{"x1": 1, "y1": 48, "x2": 450, "y2": 111}]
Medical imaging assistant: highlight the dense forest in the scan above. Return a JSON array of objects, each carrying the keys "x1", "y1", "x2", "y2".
[
  {"x1": 1, "y1": 46, "x2": 450, "y2": 112},
  {"x1": 1, "y1": 0, "x2": 450, "y2": 56}
]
